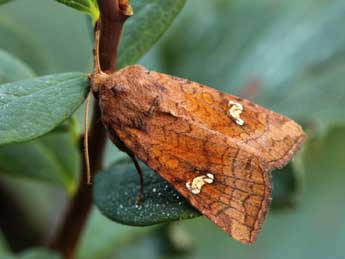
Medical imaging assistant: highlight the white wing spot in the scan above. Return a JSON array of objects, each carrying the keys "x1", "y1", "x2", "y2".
[
  {"x1": 186, "y1": 174, "x2": 215, "y2": 195},
  {"x1": 228, "y1": 100, "x2": 244, "y2": 126}
]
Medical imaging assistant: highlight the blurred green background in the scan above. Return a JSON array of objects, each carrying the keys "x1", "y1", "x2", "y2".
[{"x1": 0, "y1": 0, "x2": 345, "y2": 258}]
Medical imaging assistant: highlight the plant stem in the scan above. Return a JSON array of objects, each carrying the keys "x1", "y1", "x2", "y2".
[
  {"x1": 49, "y1": 1, "x2": 131, "y2": 258},
  {"x1": 98, "y1": 0, "x2": 132, "y2": 72},
  {"x1": 49, "y1": 104, "x2": 106, "y2": 259}
]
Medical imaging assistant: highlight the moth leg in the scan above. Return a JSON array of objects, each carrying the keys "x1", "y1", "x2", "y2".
[
  {"x1": 130, "y1": 155, "x2": 145, "y2": 204},
  {"x1": 145, "y1": 96, "x2": 160, "y2": 117}
]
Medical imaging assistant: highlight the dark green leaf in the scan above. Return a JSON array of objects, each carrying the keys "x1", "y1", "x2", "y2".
[
  {"x1": 0, "y1": 0, "x2": 11, "y2": 6},
  {"x1": 0, "y1": 49, "x2": 78, "y2": 192},
  {"x1": 0, "y1": 131, "x2": 79, "y2": 193},
  {"x1": 271, "y1": 163, "x2": 303, "y2": 209},
  {"x1": 0, "y1": 49, "x2": 35, "y2": 83},
  {"x1": 0, "y1": 231, "x2": 11, "y2": 258},
  {"x1": 0, "y1": 73, "x2": 89, "y2": 145},
  {"x1": 94, "y1": 159, "x2": 200, "y2": 226},
  {"x1": 55, "y1": 0, "x2": 99, "y2": 23},
  {"x1": 118, "y1": 0, "x2": 186, "y2": 68}
]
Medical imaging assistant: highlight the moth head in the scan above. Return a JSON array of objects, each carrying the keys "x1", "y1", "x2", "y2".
[{"x1": 89, "y1": 71, "x2": 110, "y2": 93}]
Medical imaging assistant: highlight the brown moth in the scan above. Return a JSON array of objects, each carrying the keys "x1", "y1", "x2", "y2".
[{"x1": 89, "y1": 28, "x2": 305, "y2": 244}]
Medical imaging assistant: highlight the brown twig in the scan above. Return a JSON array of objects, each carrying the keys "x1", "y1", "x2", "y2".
[
  {"x1": 49, "y1": 103, "x2": 106, "y2": 259},
  {"x1": 98, "y1": 0, "x2": 132, "y2": 72},
  {"x1": 49, "y1": 1, "x2": 132, "y2": 258}
]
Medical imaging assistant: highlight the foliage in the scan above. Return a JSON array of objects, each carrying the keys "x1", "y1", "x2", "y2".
[
  {"x1": 0, "y1": 73, "x2": 89, "y2": 145},
  {"x1": 55, "y1": 0, "x2": 99, "y2": 23},
  {"x1": 0, "y1": 0, "x2": 11, "y2": 5},
  {"x1": 94, "y1": 159, "x2": 199, "y2": 226}
]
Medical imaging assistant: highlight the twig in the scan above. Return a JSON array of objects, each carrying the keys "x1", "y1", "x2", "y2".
[
  {"x1": 49, "y1": 102, "x2": 106, "y2": 259},
  {"x1": 49, "y1": 1, "x2": 132, "y2": 258},
  {"x1": 98, "y1": 0, "x2": 132, "y2": 72}
]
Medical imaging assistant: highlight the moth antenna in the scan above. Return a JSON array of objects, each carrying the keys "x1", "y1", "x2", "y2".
[
  {"x1": 94, "y1": 19, "x2": 102, "y2": 74},
  {"x1": 84, "y1": 92, "x2": 92, "y2": 185}
]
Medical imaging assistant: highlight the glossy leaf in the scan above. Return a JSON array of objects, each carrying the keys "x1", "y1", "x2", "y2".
[
  {"x1": 55, "y1": 0, "x2": 99, "y2": 23},
  {"x1": 94, "y1": 159, "x2": 200, "y2": 226},
  {"x1": 0, "y1": 49, "x2": 35, "y2": 83},
  {"x1": 0, "y1": 73, "x2": 89, "y2": 145},
  {"x1": 118, "y1": 0, "x2": 186, "y2": 68}
]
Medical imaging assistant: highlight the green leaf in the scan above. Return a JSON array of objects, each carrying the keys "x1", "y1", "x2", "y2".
[
  {"x1": 0, "y1": 50, "x2": 78, "y2": 193},
  {"x1": 55, "y1": 0, "x2": 99, "y2": 23},
  {"x1": 0, "y1": 1, "x2": 93, "y2": 75},
  {"x1": 0, "y1": 49, "x2": 35, "y2": 83},
  {"x1": 0, "y1": 73, "x2": 89, "y2": 145},
  {"x1": 0, "y1": 130, "x2": 80, "y2": 193},
  {"x1": 0, "y1": 0, "x2": 11, "y2": 5},
  {"x1": 271, "y1": 163, "x2": 303, "y2": 209},
  {"x1": 118, "y1": 0, "x2": 186, "y2": 68},
  {"x1": 0, "y1": 231, "x2": 11, "y2": 258},
  {"x1": 76, "y1": 208, "x2": 155, "y2": 259},
  {"x1": 0, "y1": 17, "x2": 51, "y2": 75},
  {"x1": 15, "y1": 249, "x2": 61, "y2": 259},
  {"x1": 94, "y1": 159, "x2": 200, "y2": 227},
  {"x1": 269, "y1": 60, "x2": 345, "y2": 130},
  {"x1": 4, "y1": 248, "x2": 60, "y2": 259}
]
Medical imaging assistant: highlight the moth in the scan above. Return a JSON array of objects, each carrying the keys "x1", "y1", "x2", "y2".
[{"x1": 88, "y1": 27, "x2": 305, "y2": 243}]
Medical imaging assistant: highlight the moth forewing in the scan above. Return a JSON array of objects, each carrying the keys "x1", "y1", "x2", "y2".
[{"x1": 96, "y1": 65, "x2": 305, "y2": 243}]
